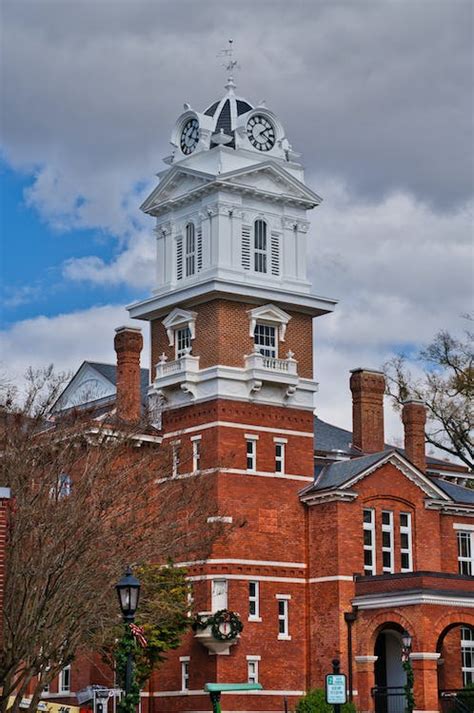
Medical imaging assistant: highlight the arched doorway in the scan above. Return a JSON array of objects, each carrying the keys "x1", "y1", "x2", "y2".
[
  {"x1": 373, "y1": 626, "x2": 407, "y2": 713},
  {"x1": 437, "y1": 623, "x2": 474, "y2": 713}
]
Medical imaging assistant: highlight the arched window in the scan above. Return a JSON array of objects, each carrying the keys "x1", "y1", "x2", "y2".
[
  {"x1": 185, "y1": 222, "x2": 196, "y2": 277},
  {"x1": 254, "y1": 219, "x2": 267, "y2": 273}
]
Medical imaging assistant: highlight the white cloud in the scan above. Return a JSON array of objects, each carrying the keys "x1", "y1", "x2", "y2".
[{"x1": 0, "y1": 305, "x2": 150, "y2": 386}]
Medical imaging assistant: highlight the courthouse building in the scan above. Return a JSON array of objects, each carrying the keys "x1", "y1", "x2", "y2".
[{"x1": 37, "y1": 70, "x2": 474, "y2": 712}]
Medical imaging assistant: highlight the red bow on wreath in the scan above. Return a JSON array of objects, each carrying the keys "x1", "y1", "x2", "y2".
[{"x1": 129, "y1": 623, "x2": 147, "y2": 648}]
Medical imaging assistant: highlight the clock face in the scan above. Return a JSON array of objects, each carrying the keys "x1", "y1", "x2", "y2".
[
  {"x1": 246, "y1": 114, "x2": 276, "y2": 151},
  {"x1": 180, "y1": 118, "x2": 199, "y2": 155}
]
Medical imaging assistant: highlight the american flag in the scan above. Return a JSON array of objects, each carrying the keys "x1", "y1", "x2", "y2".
[{"x1": 129, "y1": 623, "x2": 147, "y2": 648}]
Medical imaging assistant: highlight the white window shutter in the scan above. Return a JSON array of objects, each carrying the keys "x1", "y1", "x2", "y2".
[
  {"x1": 197, "y1": 227, "x2": 203, "y2": 271},
  {"x1": 271, "y1": 232, "x2": 280, "y2": 276},
  {"x1": 176, "y1": 236, "x2": 183, "y2": 280},
  {"x1": 242, "y1": 225, "x2": 251, "y2": 270}
]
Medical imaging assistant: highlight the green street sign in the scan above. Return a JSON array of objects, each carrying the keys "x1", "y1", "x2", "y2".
[{"x1": 325, "y1": 674, "x2": 347, "y2": 705}]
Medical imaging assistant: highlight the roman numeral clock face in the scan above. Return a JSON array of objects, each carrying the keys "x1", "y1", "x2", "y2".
[
  {"x1": 246, "y1": 114, "x2": 276, "y2": 151},
  {"x1": 180, "y1": 118, "x2": 199, "y2": 155}
]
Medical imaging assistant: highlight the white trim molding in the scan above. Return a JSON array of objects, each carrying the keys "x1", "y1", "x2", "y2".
[
  {"x1": 246, "y1": 654, "x2": 262, "y2": 661},
  {"x1": 248, "y1": 304, "x2": 291, "y2": 341},
  {"x1": 146, "y1": 689, "x2": 305, "y2": 698},
  {"x1": 453, "y1": 523, "x2": 474, "y2": 531},
  {"x1": 187, "y1": 574, "x2": 306, "y2": 584},
  {"x1": 409, "y1": 652, "x2": 441, "y2": 661},
  {"x1": 162, "y1": 307, "x2": 198, "y2": 345},
  {"x1": 308, "y1": 575, "x2": 354, "y2": 583},
  {"x1": 353, "y1": 592, "x2": 474, "y2": 610},
  {"x1": 162, "y1": 420, "x2": 314, "y2": 439},
  {"x1": 175, "y1": 558, "x2": 307, "y2": 568},
  {"x1": 355, "y1": 656, "x2": 378, "y2": 664}
]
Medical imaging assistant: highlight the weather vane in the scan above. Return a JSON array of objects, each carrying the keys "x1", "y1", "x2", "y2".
[{"x1": 218, "y1": 38, "x2": 240, "y2": 89}]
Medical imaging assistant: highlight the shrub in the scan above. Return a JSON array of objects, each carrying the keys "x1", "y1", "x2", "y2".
[{"x1": 295, "y1": 689, "x2": 357, "y2": 713}]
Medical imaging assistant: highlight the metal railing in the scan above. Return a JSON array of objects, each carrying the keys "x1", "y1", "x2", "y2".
[
  {"x1": 440, "y1": 689, "x2": 474, "y2": 713},
  {"x1": 372, "y1": 686, "x2": 408, "y2": 713}
]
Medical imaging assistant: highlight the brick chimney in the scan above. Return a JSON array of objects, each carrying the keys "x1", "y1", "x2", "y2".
[
  {"x1": 350, "y1": 368, "x2": 386, "y2": 453},
  {"x1": 402, "y1": 400, "x2": 426, "y2": 472},
  {"x1": 114, "y1": 326, "x2": 143, "y2": 423}
]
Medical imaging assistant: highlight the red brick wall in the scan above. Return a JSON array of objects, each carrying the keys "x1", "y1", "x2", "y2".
[{"x1": 151, "y1": 299, "x2": 314, "y2": 378}]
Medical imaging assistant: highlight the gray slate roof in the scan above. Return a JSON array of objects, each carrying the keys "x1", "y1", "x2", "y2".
[
  {"x1": 431, "y1": 478, "x2": 474, "y2": 504},
  {"x1": 312, "y1": 451, "x2": 389, "y2": 491}
]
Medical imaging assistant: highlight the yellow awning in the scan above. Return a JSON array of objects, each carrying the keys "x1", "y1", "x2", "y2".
[{"x1": 8, "y1": 697, "x2": 80, "y2": 713}]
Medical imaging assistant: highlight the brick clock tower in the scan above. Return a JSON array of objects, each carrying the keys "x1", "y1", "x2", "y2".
[{"x1": 128, "y1": 67, "x2": 337, "y2": 710}]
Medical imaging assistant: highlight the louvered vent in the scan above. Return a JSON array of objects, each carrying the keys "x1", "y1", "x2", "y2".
[
  {"x1": 271, "y1": 232, "x2": 280, "y2": 276},
  {"x1": 241, "y1": 225, "x2": 251, "y2": 270},
  {"x1": 197, "y1": 227, "x2": 203, "y2": 271},
  {"x1": 176, "y1": 236, "x2": 183, "y2": 280}
]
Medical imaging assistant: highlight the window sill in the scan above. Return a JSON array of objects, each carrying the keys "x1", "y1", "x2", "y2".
[
  {"x1": 248, "y1": 616, "x2": 262, "y2": 622},
  {"x1": 278, "y1": 635, "x2": 292, "y2": 641}
]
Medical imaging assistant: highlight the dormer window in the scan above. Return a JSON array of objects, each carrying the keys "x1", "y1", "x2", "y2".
[
  {"x1": 254, "y1": 324, "x2": 277, "y2": 358},
  {"x1": 162, "y1": 307, "x2": 197, "y2": 360},
  {"x1": 176, "y1": 327, "x2": 192, "y2": 358},
  {"x1": 254, "y1": 219, "x2": 267, "y2": 273}
]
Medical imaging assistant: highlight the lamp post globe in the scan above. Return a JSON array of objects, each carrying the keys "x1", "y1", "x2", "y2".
[
  {"x1": 116, "y1": 566, "x2": 140, "y2": 623},
  {"x1": 402, "y1": 630, "x2": 412, "y2": 652}
]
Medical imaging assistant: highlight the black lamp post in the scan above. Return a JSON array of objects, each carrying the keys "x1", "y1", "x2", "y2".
[
  {"x1": 115, "y1": 567, "x2": 141, "y2": 697},
  {"x1": 401, "y1": 630, "x2": 414, "y2": 713}
]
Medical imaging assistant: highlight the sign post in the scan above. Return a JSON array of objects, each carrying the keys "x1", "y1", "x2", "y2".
[{"x1": 325, "y1": 659, "x2": 347, "y2": 713}]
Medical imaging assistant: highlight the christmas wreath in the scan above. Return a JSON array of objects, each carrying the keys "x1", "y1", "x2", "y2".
[{"x1": 192, "y1": 609, "x2": 243, "y2": 641}]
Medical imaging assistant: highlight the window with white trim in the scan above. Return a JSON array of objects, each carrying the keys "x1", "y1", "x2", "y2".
[
  {"x1": 254, "y1": 323, "x2": 277, "y2": 358},
  {"x1": 211, "y1": 579, "x2": 228, "y2": 612},
  {"x1": 172, "y1": 441, "x2": 180, "y2": 477},
  {"x1": 381, "y1": 510, "x2": 394, "y2": 573},
  {"x1": 274, "y1": 439, "x2": 286, "y2": 474},
  {"x1": 457, "y1": 531, "x2": 474, "y2": 576},
  {"x1": 363, "y1": 508, "x2": 376, "y2": 575},
  {"x1": 58, "y1": 664, "x2": 71, "y2": 694},
  {"x1": 277, "y1": 596, "x2": 290, "y2": 639},
  {"x1": 461, "y1": 626, "x2": 474, "y2": 685},
  {"x1": 247, "y1": 657, "x2": 259, "y2": 684},
  {"x1": 50, "y1": 473, "x2": 72, "y2": 501},
  {"x1": 191, "y1": 435, "x2": 201, "y2": 472},
  {"x1": 180, "y1": 657, "x2": 190, "y2": 691},
  {"x1": 185, "y1": 222, "x2": 196, "y2": 277},
  {"x1": 175, "y1": 327, "x2": 192, "y2": 358},
  {"x1": 400, "y1": 512, "x2": 413, "y2": 572},
  {"x1": 249, "y1": 581, "x2": 260, "y2": 620},
  {"x1": 246, "y1": 437, "x2": 257, "y2": 471},
  {"x1": 254, "y1": 219, "x2": 267, "y2": 273}
]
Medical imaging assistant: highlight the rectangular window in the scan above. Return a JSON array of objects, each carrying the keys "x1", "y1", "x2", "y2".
[
  {"x1": 400, "y1": 512, "x2": 413, "y2": 572},
  {"x1": 191, "y1": 436, "x2": 201, "y2": 472},
  {"x1": 381, "y1": 510, "x2": 394, "y2": 573},
  {"x1": 277, "y1": 596, "x2": 290, "y2": 639},
  {"x1": 176, "y1": 327, "x2": 191, "y2": 358},
  {"x1": 254, "y1": 220, "x2": 267, "y2": 273},
  {"x1": 59, "y1": 664, "x2": 71, "y2": 694},
  {"x1": 254, "y1": 323, "x2": 277, "y2": 358},
  {"x1": 185, "y1": 223, "x2": 195, "y2": 277},
  {"x1": 274, "y1": 440, "x2": 286, "y2": 474},
  {"x1": 249, "y1": 581, "x2": 260, "y2": 619},
  {"x1": 461, "y1": 626, "x2": 474, "y2": 686},
  {"x1": 246, "y1": 437, "x2": 257, "y2": 471},
  {"x1": 172, "y1": 441, "x2": 180, "y2": 477},
  {"x1": 180, "y1": 658, "x2": 190, "y2": 691},
  {"x1": 211, "y1": 579, "x2": 228, "y2": 612},
  {"x1": 247, "y1": 657, "x2": 260, "y2": 684},
  {"x1": 363, "y1": 508, "x2": 376, "y2": 575},
  {"x1": 457, "y1": 531, "x2": 474, "y2": 576}
]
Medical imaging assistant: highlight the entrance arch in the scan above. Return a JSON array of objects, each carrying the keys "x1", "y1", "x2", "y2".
[
  {"x1": 373, "y1": 624, "x2": 407, "y2": 713},
  {"x1": 437, "y1": 622, "x2": 474, "y2": 693}
]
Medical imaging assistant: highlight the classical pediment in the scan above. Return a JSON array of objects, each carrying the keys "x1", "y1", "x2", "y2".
[
  {"x1": 52, "y1": 362, "x2": 116, "y2": 412},
  {"x1": 141, "y1": 167, "x2": 213, "y2": 214},
  {"x1": 219, "y1": 162, "x2": 322, "y2": 206}
]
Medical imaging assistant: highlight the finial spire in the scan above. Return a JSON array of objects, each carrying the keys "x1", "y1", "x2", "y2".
[{"x1": 218, "y1": 38, "x2": 239, "y2": 92}]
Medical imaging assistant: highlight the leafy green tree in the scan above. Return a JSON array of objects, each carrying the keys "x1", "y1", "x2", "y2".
[{"x1": 112, "y1": 563, "x2": 190, "y2": 713}]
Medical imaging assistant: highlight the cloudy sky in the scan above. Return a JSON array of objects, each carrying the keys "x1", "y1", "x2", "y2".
[{"x1": 1, "y1": 0, "x2": 472, "y2": 443}]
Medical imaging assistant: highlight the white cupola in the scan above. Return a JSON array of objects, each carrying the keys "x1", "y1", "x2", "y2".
[{"x1": 129, "y1": 55, "x2": 335, "y2": 323}]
